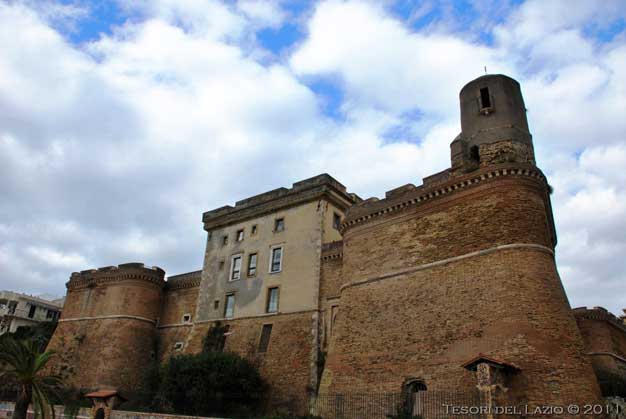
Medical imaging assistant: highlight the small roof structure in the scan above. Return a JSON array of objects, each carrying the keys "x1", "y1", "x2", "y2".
[
  {"x1": 85, "y1": 390, "x2": 126, "y2": 401},
  {"x1": 461, "y1": 354, "x2": 520, "y2": 372}
]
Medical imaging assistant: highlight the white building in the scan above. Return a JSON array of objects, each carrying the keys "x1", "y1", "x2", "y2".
[{"x1": 0, "y1": 290, "x2": 63, "y2": 334}]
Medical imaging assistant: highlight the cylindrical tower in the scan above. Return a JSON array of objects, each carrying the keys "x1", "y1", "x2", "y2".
[
  {"x1": 452, "y1": 74, "x2": 536, "y2": 172},
  {"x1": 319, "y1": 75, "x2": 602, "y2": 417},
  {"x1": 47, "y1": 263, "x2": 165, "y2": 393}
]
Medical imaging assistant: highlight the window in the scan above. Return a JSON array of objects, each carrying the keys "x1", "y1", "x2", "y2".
[
  {"x1": 222, "y1": 235, "x2": 229, "y2": 245},
  {"x1": 28, "y1": 304, "x2": 36, "y2": 319},
  {"x1": 258, "y1": 324, "x2": 272, "y2": 353},
  {"x1": 174, "y1": 342, "x2": 184, "y2": 351},
  {"x1": 251, "y1": 225, "x2": 258, "y2": 235},
  {"x1": 230, "y1": 255, "x2": 242, "y2": 281},
  {"x1": 214, "y1": 300, "x2": 220, "y2": 310},
  {"x1": 479, "y1": 87, "x2": 491, "y2": 109},
  {"x1": 46, "y1": 309, "x2": 55, "y2": 319},
  {"x1": 219, "y1": 259, "x2": 225, "y2": 270},
  {"x1": 469, "y1": 145, "x2": 480, "y2": 163},
  {"x1": 274, "y1": 218, "x2": 284, "y2": 232},
  {"x1": 224, "y1": 294, "x2": 235, "y2": 318},
  {"x1": 182, "y1": 314, "x2": 192, "y2": 323},
  {"x1": 333, "y1": 212, "x2": 342, "y2": 230},
  {"x1": 248, "y1": 253, "x2": 258, "y2": 277},
  {"x1": 236, "y1": 229, "x2": 244, "y2": 241},
  {"x1": 266, "y1": 287, "x2": 279, "y2": 313},
  {"x1": 270, "y1": 247, "x2": 283, "y2": 273}
]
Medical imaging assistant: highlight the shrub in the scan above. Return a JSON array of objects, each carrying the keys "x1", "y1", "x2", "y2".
[{"x1": 155, "y1": 351, "x2": 266, "y2": 417}]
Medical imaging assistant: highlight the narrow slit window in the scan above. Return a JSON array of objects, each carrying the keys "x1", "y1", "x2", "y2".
[
  {"x1": 258, "y1": 324, "x2": 273, "y2": 353},
  {"x1": 333, "y1": 212, "x2": 342, "y2": 230},
  {"x1": 236, "y1": 229, "x2": 244, "y2": 241},
  {"x1": 222, "y1": 235, "x2": 229, "y2": 246},
  {"x1": 248, "y1": 253, "x2": 258, "y2": 277},
  {"x1": 214, "y1": 300, "x2": 220, "y2": 310},
  {"x1": 480, "y1": 87, "x2": 491, "y2": 109},
  {"x1": 251, "y1": 225, "x2": 258, "y2": 235},
  {"x1": 266, "y1": 287, "x2": 279, "y2": 313},
  {"x1": 274, "y1": 218, "x2": 284, "y2": 232}
]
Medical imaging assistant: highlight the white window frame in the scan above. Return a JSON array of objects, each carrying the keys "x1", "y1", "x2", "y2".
[
  {"x1": 224, "y1": 294, "x2": 235, "y2": 319},
  {"x1": 174, "y1": 342, "x2": 184, "y2": 351},
  {"x1": 230, "y1": 254, "x2": 243, "y2": 281},
  {"x1": 268, "y1": 245, "x2": 283, "y2": 273},
  {"x1": 266, "y1": 287, "x2": 279, "y2": 313}
]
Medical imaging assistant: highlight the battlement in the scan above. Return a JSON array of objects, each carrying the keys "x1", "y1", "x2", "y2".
[
  {"x1": 202, "y1": 173, "x2": 361, "y2": 230},
  {"x1": 343, "y1": 163, "x2": 550, "y2": 235},
  {"x1": 67, "y1": 262, "x2": 165, "y2": 290},
  {"x1": 573, "y1": 306, "x2": 626, "y2": 334},
  {"x1": 164, "y1": 270, "x2": 202, "y2": 291}
]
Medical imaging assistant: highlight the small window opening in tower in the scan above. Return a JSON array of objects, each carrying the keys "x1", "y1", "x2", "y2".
[
  {"x1": 480, "y1": 87, "x2": 491, "y2": 109},
  {"x1": 469, "y1": 145, "x2": 480, "y2": 163}
]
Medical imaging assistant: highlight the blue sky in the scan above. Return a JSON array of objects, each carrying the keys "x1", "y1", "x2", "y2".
[{"x1": 0, "y1": 0, "x2": 625, "y2": 315}]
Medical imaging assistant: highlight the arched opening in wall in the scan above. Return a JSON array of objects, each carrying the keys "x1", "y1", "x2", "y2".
[
  {"x1": 404, "y1": 379, "x2": 427, "y2": 416},
  {"x1": 94, "y1": 408, "x2": 105, "y2": 419}
]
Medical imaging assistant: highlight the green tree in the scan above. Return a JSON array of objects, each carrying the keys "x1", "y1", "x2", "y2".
[
  {"x1": 155, "y1": 351, "x2": 266, "y2": 417},
  {"x1": 0, "y1": 336, "x2": 63, "y2": 419}
]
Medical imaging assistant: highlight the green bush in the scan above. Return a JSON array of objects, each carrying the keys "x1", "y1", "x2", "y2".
[{"x1": 155, "y1": 351, "x2": 266, "y2": 417}]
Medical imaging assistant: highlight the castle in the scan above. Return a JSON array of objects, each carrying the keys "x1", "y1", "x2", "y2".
[{"x1": 47, "y1": 75, "x2": 626, "y2": 417}]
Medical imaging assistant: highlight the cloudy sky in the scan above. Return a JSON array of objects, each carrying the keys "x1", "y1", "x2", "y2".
[{"x1": 0, "y1": 0, "x2": 624, "y2": 314}]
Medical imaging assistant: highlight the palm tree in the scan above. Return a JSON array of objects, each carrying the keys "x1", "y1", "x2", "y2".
[{"x1": 0, "y1": 336, "x2": 62, "y2": 419}]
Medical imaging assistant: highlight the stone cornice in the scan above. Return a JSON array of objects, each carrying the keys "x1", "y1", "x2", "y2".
[
  {"x1": 202, "y1": 174, "x2": 360, "y2": 231},
  {"x1": 341, "y1": 164, "x2": 549, "y2": 235},
  {"x1": 67, "y1": 263, "x2": 165, "y2": 291},
  {"x1": 59, "y1": 314, "x2": 156, "y2": 325}
]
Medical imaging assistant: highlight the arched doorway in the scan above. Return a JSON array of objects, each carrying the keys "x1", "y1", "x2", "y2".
[
  {"x1": 404, "y1": 379, "x2": 427, "y2": 416},
  {"x1": 94, "y1": 408, "x2": 105, "y2": 419}
]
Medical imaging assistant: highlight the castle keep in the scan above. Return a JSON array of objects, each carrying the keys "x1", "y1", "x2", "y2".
[{"x1": 47, "y1": 75, "x2": 626, "y2": 417}]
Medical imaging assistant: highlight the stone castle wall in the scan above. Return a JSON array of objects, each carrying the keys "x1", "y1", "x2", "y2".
[
  {"x1": 47, "y1": 264, "x2": 164, "y2": 392},
  {"x1": 320, "y1": 164, "x2": 602, "y2": 416},
  {"x1": 575, "y1": 307, "x2": 626, "y2": 395},
  {"x1": 184, "y1": 311, "x2": 316, "y2": 415}
]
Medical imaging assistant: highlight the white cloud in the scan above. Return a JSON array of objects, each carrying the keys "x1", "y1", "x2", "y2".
[{"x1": 0, "y1": 0, "x2": 624, "y2": 315}]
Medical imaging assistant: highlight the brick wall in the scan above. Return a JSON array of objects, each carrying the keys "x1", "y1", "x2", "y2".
[
  {"x1": 322, "y1": 167, "x2": 602, "y2": 417},
  {"x1": 575, "y1": 307, "x2": 626, "y2": 395},
  {"x1": 185, "y1": 311, "x2": 315, "y2": 415}
]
